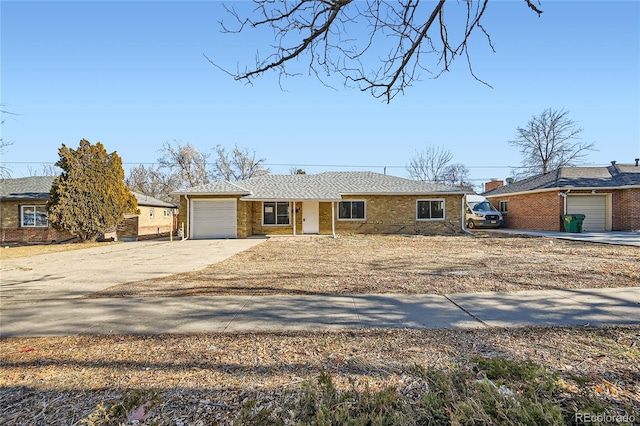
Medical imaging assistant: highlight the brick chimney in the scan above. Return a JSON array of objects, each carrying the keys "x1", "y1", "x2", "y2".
[{"x1": 484, "y1": 179, "x2": 504, "y2": 192}]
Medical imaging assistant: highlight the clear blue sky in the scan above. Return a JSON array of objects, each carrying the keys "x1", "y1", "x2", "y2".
[{"x1": 2, "y1": 1, "x2": 639, "y2": 189}]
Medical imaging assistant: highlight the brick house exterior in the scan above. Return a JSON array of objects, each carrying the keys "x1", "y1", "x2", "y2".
[
  {"x1": 1, "y1": 176, "x2": 177, "y2": 243},
  {"x1": 483, "y1": 163, "x2": 640, "y2": 232},
  {"x1": 176, "y1": 172, "x2": 470, "y2": 239}
]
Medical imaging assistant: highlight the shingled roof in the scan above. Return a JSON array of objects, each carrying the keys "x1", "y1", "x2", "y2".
[
  {"x1": 130, "y1": 191, "x2": 177, "y2": 208},
  {"x1": 1, "y1": 176, "x2": 176, "y2": 207},
  {"x1": 176, "y1": 171, "x2": 469, "y2": 200},
  {"x1": 0, "y1": 176, "x2": 54, "y2": 200},
  {"x1": 483, "y1": 163, "x2": 640, "y2": 197}
]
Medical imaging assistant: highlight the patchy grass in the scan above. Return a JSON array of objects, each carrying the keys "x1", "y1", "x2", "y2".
[
  {"x1": 0, "y1": 241, "x2": 112, "y2": 260},
  {"x1": 1, "y1": 326, "x2": 638, "y2": 425},
  {"x1": 90, "y1": 234, "x2": 640, "y2": 298}
]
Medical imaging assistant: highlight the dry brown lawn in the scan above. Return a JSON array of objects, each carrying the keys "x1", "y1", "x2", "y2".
[
  {"x1": 0, "y1": 241, "x2": 109, "y2": 260},
  {"x1": 91, "y1": 234, "x2": 639, "y2": 298},
  {"x1": 1, "y1": 327, "x2": 638, "y2": 424}
]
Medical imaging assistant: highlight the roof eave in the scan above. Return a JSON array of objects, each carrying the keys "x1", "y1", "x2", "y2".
[
  {"x1": 339, "y1": 191, "x2": 471, "y2": 196},
  {"x1": 240, "y1": 197, "x2": 342, "y2": 202},
  {"x1": 484, "y1": 185, "x2": 640, "y2": 198},
  {"x1": 172, "y1": 191, "x2": 251, "y2": 196}
]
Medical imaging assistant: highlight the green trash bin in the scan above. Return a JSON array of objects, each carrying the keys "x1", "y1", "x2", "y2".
[{"x1": 562, "y1": 214, "x2": 585, "y2": 233}]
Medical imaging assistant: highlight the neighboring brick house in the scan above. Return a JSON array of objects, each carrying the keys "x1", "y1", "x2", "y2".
[
  {"x1": 0, "y1": 176, "x2": 74, "y2": 243},
  {"x1": 174, "y1": 171, "x2": 470, "y2": 239},
  {"x1": 482, "y1": 161, "x2": 640, "y2": 232},
  {"x1": 0, "y1": 176, "x2": 177, "y2": 243}
]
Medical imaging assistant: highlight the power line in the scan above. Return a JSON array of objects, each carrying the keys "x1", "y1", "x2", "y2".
[{"x1": 1, "y1": 160, "x2": 528, "y2": 169}]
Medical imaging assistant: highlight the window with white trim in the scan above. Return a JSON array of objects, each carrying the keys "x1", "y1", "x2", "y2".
[
  {"x1": 20, "y1": 205, "x2": 49, "y2": 228},
  {"x1": 499, "y1": 201, "x2": 508, "y2": 213},
  {"x1": 338, "y1": 201, "x2": 366, "y2": 220},
  {"x1": 263, "y1": 202, "x2": 290, "y2": 225},
  {"x1": 149, "y1": 207, "x2": 155, "y2": 218},
  {"x1": 416, "y1": 199, "x2": 445, "y2": 220},
  {"x1": 164, "y1": 209, "x2": 171, "y2": 217}
]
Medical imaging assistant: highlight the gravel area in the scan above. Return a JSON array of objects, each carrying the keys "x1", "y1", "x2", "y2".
[{"x1": 90, "y1": 234, "x2": 640, "y2": 298}]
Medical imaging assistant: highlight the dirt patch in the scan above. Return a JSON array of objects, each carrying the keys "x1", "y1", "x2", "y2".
[
  {"x1": 1, "y1": 326, "x2": 638, "y2": 424},
  {"x1": 91, "y1": 234, "x2": 640, "y2": 298}
]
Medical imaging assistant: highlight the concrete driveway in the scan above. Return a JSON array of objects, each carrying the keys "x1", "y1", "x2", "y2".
[{"x1": 0, "y1": 238, "x2": 265, "y2": 304}]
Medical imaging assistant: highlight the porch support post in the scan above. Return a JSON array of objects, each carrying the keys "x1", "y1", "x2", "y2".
[
  {"x1": 292, "y1": 201, "x2": 296, "y2": 236},
  {"x1": 331, "y1": 201, "x2": 336, "y2": 238}
]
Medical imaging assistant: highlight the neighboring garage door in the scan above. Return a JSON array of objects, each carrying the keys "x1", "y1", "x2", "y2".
[
  {"x1": 191, "y1": 199, "x2": 237, "y2": 239},
  {"x1": 567, "y1": 195, "x2": 607, "y2": 232}
]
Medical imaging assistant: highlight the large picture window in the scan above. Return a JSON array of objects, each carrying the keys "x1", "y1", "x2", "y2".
[
  {"x1": 338, "y1": 201, "x2": 366, "y2": 220},
  {"x1": 417, "y1": 200, "x2": 445, "y2": 220},
  {"x1": 263, "y1": 202, "x2": 290, "y2": 225},
  {"x1": 21, "y1": 205, "x2": 49, "y2": 228}
]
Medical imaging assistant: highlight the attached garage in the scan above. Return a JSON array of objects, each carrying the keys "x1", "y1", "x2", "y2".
[
  {"x1": 190, "y1": 198, "x2": 237, "y2": 239},
  {"x1": 567, "y1": 195, "x2": 608, "y2": 232}
]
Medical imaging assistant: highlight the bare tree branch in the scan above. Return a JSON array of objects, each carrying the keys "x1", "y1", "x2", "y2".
[{"x1": 211, "y1": 0, "x2": 543, "y2": 102}]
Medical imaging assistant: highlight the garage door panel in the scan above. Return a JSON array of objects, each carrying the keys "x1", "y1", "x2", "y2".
[
  {"x1": 191, "y1": 199, "x2": 237, "y2": 239},
  {"x1": 567, "y1": 196, "x2": 606, "y2": 232}
]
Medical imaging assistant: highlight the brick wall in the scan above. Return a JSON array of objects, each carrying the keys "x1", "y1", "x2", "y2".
[
  {"x1": 612, "y1": 189, "x2": 640, "y2": 231},
  {"x1": 487, "y1": 191, "x2": 564, "y2": 231},
  {"x1": 246, "y1": 195, "x2": 464, "y2": 236},
  {"x1": 484, "y1": 180, "x2": 504, "y2": 192},
  {"x1": 1, "y1": 200, "x2": 74, "y2": 243},
  {"x1": 488, "y1": 188, "x2": 640, "y2": 232}
]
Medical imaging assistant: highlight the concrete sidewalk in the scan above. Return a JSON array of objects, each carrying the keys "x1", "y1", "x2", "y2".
[
  {"x1": 482, "y1": 229, "x2": 640, "y2": 246},
  {"x1": 1, "y1": 287, "x2": 638, "y2": 337}
]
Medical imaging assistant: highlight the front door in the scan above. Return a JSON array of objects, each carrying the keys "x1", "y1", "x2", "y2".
[{"x1": 302, "y1": 202, "x2": 319, "y2": 234}]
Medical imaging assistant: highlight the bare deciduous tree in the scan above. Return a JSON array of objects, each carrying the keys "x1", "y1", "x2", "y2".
[
  {"x1": 126, "y1": 142, "x2": 270, "y2": 202},
  {"x1": 406, "y1": 145, "x2": 454, "y2": 183},
  {"x1": 210, "y1": 0, "x2": 543, "y2": 102},
  {"x1": 126, "y1": 164, "x2": 175, "y2": 202},
  {"x1": 213, "y1": 144, "x2": 270, "y2": 181},
  {"x1": 289, "y1": 167, "x2": 307, "y2": 175},
  {"x1": 1, "y1": 105, "x2": 18, "y2": 179},
  {"x1": 158, "y1": 140, "x2": 212, "y2": 188},
  {"x1": 509, "y1": 108, "x2": 595, "y2": 177},
  {"x1": 28, "y1": 164, "x2": 59, "y2": 177},
  {"x1": 442, "y1": 163, "x2": 472, "y2": 188}
]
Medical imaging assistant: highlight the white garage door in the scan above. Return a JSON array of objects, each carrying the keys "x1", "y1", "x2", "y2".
[
  {"x1": 191, "y1": 199, "x2": 237, "y2": 239},
  {"x1": 567, "y1": 195, "x2": 607, "y2": 232}
]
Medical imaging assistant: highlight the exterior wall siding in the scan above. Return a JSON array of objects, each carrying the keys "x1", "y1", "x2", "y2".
[{"x1": 137, "y1": 205, "x2": 174, "y2": 238}]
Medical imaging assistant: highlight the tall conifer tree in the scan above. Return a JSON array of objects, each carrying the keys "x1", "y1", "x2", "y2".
[{"x1": 48, "y1": 139, "x2": 137, "y2": 241}]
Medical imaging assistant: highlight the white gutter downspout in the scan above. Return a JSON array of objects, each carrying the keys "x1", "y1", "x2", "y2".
[
  {"x1": 331, "y1": 201, "x2": 336, "y2": 238},
  {"x1": 183, "y1": 195, "x2": 190, "y2": 241},
  {"x1": 293, "y1": 201, "x2": 297, "y2": 236},
  {"x1": 559, "y1": 191, "x2": 568, "y2": 215}
]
